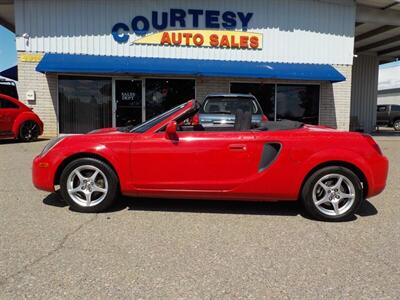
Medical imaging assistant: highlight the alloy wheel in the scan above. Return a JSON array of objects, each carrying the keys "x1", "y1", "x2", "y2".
[
  {"x1": 66, "y1": 165, "x2": 108, "y2": 207},
  {"x1": 21, "y1": 121, "x2": 39, "y2": 140},
  {"x1": 312, "y1": 173, "x2": 356, "y2": 217}
]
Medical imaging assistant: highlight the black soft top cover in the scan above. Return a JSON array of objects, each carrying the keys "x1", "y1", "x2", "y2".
[{"x1": 257, "y1": 119, "x2": 304, "y2": 131}]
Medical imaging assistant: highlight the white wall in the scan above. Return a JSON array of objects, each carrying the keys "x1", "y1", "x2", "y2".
[
  {"x1": 378, "y1": 92, "x2": 400, "y2": 105},
  {"x1": 15, "y1": 0, "x2": 355, "y2": 65}
]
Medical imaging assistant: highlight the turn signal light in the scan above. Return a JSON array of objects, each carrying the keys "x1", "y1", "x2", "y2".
[{"x1": 38, "y1": 162, "x2": 49, "y2": 168}]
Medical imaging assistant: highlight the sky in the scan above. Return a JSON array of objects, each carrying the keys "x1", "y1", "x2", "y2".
[
  {"x1": 0, "y1": 25, "x2": 17, "y2": 72},
  {"x1": 378, "y1": 61, "x2": 400, "y2": 91},
  {"x1": 0, "y1": 25, "x2": 399, "y2": 89}
]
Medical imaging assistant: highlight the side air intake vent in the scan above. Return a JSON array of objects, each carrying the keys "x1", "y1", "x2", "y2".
[{"x1": 258, "y1": 143, "x2": 282, "y2": 172}]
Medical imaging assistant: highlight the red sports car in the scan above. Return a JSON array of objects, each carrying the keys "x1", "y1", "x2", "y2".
[
  {"x1": 32, "y1": 100, "x2": 388, "y2": 221},
  {"x1": 0, "y1": 93, "x2": 44, "y2": 141}
]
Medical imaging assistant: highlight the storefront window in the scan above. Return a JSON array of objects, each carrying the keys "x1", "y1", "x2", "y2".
[
  {"x1": 59, "y1": 76, "x2": 112, "y2": 134},
  {"x1": 231, "y1": 82, "x2": 320, "y2": 124},
  {"x1": 145, "y1": 78, "x2": 195, "y2": 120},
  {"x1": 230, "y1": 83, "x2": 275, "y2": 120},
  {"x1": 277, "y1": 85, "x2": 320, "y2": 124}
]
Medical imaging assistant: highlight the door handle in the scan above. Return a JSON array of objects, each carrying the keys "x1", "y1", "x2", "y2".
[{"x1": 229, "y1": 144, "x2": 247, "y2": 151}]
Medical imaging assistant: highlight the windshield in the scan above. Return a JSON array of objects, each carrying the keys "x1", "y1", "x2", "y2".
[
  {"x1": 128, "y1": 102, "x2": 188, "y2": 133},
  {"x1": 200, "y1": 97, "x2": 260, "y2": 114}
]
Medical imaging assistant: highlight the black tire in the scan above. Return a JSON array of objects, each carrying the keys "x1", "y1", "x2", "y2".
[
  {"x1": 19, "y1": 120, "x2": 40, "y2": 142},
  {"x1": 60, "y1": 158, "x2": 119, "y2": 213},
  {"x1": 301, "y1": 166, "x2": 363, "y2": 221},
  {"x1": 393, "y1": 119, "x2": 400, "y2": 131}
]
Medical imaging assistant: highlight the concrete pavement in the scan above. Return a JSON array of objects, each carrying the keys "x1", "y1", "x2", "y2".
[{"x1": 0, "y1": 138, "x2": 399, "y2": 299}]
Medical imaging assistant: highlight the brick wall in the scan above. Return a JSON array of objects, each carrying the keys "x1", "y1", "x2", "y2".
[
  {"x1": 319, "y1": 65, "x2": 352, "y2": 130},
  {"x1": 17, "y1": 52, "x2": 58, "y2": 137},
  {"x1": 195, "y1": 78, "x2": 230, "y2": 103}
]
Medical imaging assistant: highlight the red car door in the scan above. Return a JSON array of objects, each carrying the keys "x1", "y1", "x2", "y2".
[
  {"x1": 130, "y1": 131, "x2": 261, "y2": 191},
  {"x1": 0, "y1": 97, "x2": 21, "y2": 134}
]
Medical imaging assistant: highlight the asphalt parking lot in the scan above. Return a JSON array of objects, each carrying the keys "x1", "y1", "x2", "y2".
[{"x1": 0, "y1": 137, "x2": 399, "y2": 299}]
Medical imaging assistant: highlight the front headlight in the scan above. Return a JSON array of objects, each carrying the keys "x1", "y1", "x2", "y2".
[{"x1": 40, "y1": 137, "x2": 64, "y2": 156}]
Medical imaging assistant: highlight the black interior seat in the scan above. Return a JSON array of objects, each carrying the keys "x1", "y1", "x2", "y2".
[
  {"x1": 233, "y1": 109, "x2": 252, "y2": 131},
  {"x1": 240, "y1": 111, "x2": 252, "y2": 131},
  {"x1": 234, "y1": 109, "x2": 243, "y2": 131}
]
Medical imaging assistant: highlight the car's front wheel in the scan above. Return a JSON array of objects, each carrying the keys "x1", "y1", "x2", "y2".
[
  {"x1": 301, "y1": 166, "x2": 363, "y2": 221},
  {"x1": 393, "y1": 119, "x2": 400, "y2": 131},
  {"x1": 60, "y1": 158, "x2": 119, "y2": 213}
]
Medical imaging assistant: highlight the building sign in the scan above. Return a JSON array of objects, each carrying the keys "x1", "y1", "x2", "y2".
[
  {"x1": 133, "y1": 30, "x2": 262, "y2": 49},
  {"x1": 111, "y1": 8, "x2": 259, "y2": 49},
  {"x1": 116, "y1": 81, "x2": 142, "y2": 106},
  {"x1": 121, "y1": 92, "x2": 139, "y2": 101},
  {"x1": 20, "y1": 53, "x2": 43, "y2": 62}
]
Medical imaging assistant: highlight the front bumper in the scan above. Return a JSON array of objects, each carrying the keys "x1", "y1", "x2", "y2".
[{"x1": 32, "y1": 155, "x2": 56, "y2": 192}]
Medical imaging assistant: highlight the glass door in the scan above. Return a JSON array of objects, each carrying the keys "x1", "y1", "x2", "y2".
[{"x1": 114, "y1": 79, "x2": 143, "y2": 127}]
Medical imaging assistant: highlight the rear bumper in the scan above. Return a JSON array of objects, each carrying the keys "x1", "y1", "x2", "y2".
[
  {"x1": 32, "y1": 155, "x2": 55, "y2": 192},
  {"x1": 367, "y1": 155, "x2": 389, "y2": 198}
]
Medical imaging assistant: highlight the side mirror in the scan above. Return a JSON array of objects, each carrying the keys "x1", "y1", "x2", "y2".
[{"x1": 165, "y1": 121, "x2": 178, "y2": 140}]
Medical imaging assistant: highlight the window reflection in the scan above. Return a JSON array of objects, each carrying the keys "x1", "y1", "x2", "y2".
[
  {"x1": 230, "y1": 83, "x2": 275, "y2": 120},
  {"x1": 145, "y1": 78, "x2": 195, "y2": 120},
  {"x1": 59, "y1": 76, "x2": 112, "y2": 134},
  {"x1": 277, "y1": 85, "x2": 319, "y2": 124}
]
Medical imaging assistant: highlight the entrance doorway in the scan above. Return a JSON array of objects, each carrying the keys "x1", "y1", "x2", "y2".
[
  {"x1": 113, "y1": 79, "x2": 144, "y2": 127},
  {"x1": 113, "y1": 78, "x2": 195, "y2": 128}
]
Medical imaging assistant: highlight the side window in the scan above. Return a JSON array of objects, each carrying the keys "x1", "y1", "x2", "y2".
[
  {"x1": 377, "y1": 106, "x2": 387, "y2": 112},
  {"x1": 0, "y1": 83, "x2": 18, "y2": 99},
  {"x1": 0, "y1": 99, "x2": 19, "y2": 109},
  {"x1": 391, "y1": 105, "x2": 400, "y2": 112}
]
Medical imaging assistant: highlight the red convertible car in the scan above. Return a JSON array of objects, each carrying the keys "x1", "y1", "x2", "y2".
[
  {"x1": 0, "y1": 93, "x2": 43, "y2": 141},
  {"x1": 33, "y1": 100, "x2": 388, "y2": 221}
]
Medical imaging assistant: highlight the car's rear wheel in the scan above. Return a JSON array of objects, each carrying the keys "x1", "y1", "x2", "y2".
[
  {"x1": 19, "y1": 120, "x2": 40, "y2": 142},
  {"x1": 301, "y1": 166, "x2": 363, "y2": 221},
  {"x1": 60, "y1": 158, "x2": 118, "y2": 213},
  {"x1": 393, "y1": 119, "x2": 400, "y2": 131}
]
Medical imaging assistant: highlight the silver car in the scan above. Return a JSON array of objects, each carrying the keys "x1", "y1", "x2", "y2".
[{"x1": 199, "y1": 93, "x2": 267, "y2": 128}]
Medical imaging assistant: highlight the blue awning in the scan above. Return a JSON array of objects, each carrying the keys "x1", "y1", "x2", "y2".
[{"x1": 36, "y1": 53, "x2": 345, "y2": 82}]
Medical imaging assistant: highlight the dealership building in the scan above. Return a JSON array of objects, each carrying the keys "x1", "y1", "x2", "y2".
[{"x1": 1, "y1": 0, "x2": 400, "y2": 136}]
